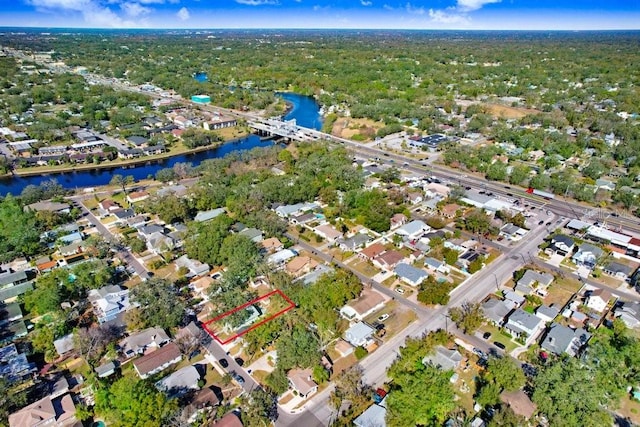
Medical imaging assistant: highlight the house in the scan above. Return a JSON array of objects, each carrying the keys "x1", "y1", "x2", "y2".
[
  {"x1": 615, "y1": 301, "x2": 640, "y2": 329},
  {"x1": 274, "y1": 202, "x2": 318, "y2": 218},
  {"x1": 287, "y1": 368, "x2": 318, "y2": 399},
  {"x1": 139, "y1": 223, "x2": 166, "y2": 239},
  {"x1": 127, "y1": 190, "x2": 150, "y2": 204},
  {"x1": 98, "y1": 199, "x2": 121, "y2": 216},
  {"x1": 127, "y1": 135, "x2": 149, "y2": 147},
  {"x1": 190, "y1": 276, "x2": 215, "y2": 299},
  {"x1": 353, "y1": 400, "x2": 387, "y2": 427},
  {"x1": 424, "y1": 257, "x2": 450, "y2": 274},
  {"x1": 213, "y1": 412, "x2": 244, "y2": 427},
  {"x1": 334, "y1": 339, "x2": 354, "y2": 357},
  {"x1": 440, "y1": 203, "x2": 461, "y2": 219},
  {"x1": 146, "y1": 232, "x2": 175, "y2": 255},
  {"x1": 266, "y1": 249, "x2": 297, "y2": 267},
  {"x1": 87, "y1": 285, "x2": 130, "y2": 324},
  {"x1": 535, "y1": 305, "x2": 560, "y2": 323},
  {"x1": 112, "y1": 208, "x2": 135, "y2": 224},
  {"x1": 603, "y1": 262, "x2": 633, "y2": 280},
  {"x1": 239, "y1": 227, "x2": 263, "y2": 243},
  {"x1": 133, "y1": 342, "x2": 182, "y2": 379},
  {"x1": 359, "y1": 243, "x2": 386, "y2": 261},
  {"x1": 314, "y1": 224, "x2": 343, "y2": 243},
  {"x1": 286, "y1": 256, "x2": 319, "y2": 277},
  {"x1": 499, "y1": 390, "x2": 537, "y2": 420},
  {"x1": 586, "y1": 289, "x2": 612, "y2": 312},
  {"x1": 503, "y1": 290, "x2": 526, "y2": 309},
  {"x1": 53, "y1": 334, "x2": 75, "y2": 358},
  {"x1": 290, "y1": 212, "x2": 316, "y2": 226},
  {"x1": 548, "y1": 235, "x2": 575, "y2": 256},
  {"x1": 337, "y1": 233, "x2": 372, "y2": 252},
  {"x1": 340, "y1": 288, "x2": 386, "y2": 321},
  {"x1": 59, "y1": 241, "x2": 84, "y2": 257},
  {"x1": 595, "y1": 178, "x2": 616, "y2": 191},
  {"x1": 157, "y1": 184, "x2": 189, "y2": 198},
  {"x1": 572, "y1": 243, "x2": 604, "y2": 268},
  {"x1": 482, "y1": 299, "x2": 512, "y2": 326},
  {"x1": 156, "y1": 365, "x2": 201, "y2": 396},
  {"x1": 395, "y1": 220, "x2": 429, "y2": 240},
  {"x1": 118, "y1": 148, "x2": 143, "y2": 159},
  {"x1": 194, "y1": 208, "x2": 226, "y2": 222},
  {"x1": 298, "y1": 264, "x2": 333, "y2": 286},
  {"x1": 373, "y1": 250, "x2": 405, "y2": 271},
  {"x1": 143, "y1": 145, "x2": 165, "y2": 156},
  {"x1": 500, "y1": 223, "x2": 528, "y2": 241},
  {"x1": 540, "y1": 323, "x2": 591, "y2": 357},
  {"x1": 0, "y1": 344, "x2": 37, "y2": 383},
  {"x1": 390, "y1": 213, "x2": 407, "y2": 229},
  {"x1": 0, "y1": 279, "x2": 33, "y2": 304},
  {"x1": 186, "y1": 387, "x2": 221, "y2": 419},
  {"x1": 505, "y1": 309, "x2": 545, "y2": 345},
  {"x1": 344, "y1": 322, "x2": 375, "y2": 347},
  {"x1": 394, "y1": 263, "x2": 428, "y2": 287},
  {"x1": 122, "y1": 326, "x2": 171, "y2": 357},
  {"x1": 422, "y1": 346, "x2": 463, "y2": 371},
  {"x1": 24, "y1": 201, "x2": 70, "y2": 214},
  {"x1": 260, "y1": 237, "x2": 283, "y2": 254},
  {"x1": 175, "y1": 255, "x2": 210, "y2": 278},
  {"x1": 58, "y1": 232, "x2": 83, "y2": 246},
  {"x1": 8, "y1": 393, "x2": 77, "y2": 427},
  {"x1": 95, "y1": 361, "x2": 117, "y2": 378},
  {"x1": 515, "y1": 270, "x2": 554, "y2": 296},
  {"x1": 406, "y1": 191, "x2": 423, "y2": 205},
  {"x1": 424, "y1": 183, "x2": 451, "y2": 198}
]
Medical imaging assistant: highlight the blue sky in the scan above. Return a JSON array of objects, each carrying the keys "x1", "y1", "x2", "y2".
[{"x1": 1, "y1": 0, "x2": 639, "y2": 30}]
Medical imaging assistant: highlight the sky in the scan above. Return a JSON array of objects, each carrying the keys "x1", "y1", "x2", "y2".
[{"x1": 1, "y1": 0, "x2": 639, "y2": 30}]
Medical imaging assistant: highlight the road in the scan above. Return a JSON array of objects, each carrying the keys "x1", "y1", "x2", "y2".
[{"x1": 71, "y1": 195, "x2": 150, "y2": 280}]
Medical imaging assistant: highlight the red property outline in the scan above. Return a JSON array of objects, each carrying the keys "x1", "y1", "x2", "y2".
[{"x1": 202, "y1": 289, "x2": 295, "y2": 345}]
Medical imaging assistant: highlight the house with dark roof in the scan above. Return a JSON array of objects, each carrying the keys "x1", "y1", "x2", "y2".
[
  {"x1": 482, "y1": 299, "x2": 513, "y2": 326},
  {"x1": 127, "y1": 135, "x2": 149, "y2": 147},
  {"x1": 547, "y1": 235, "x2": 575, "y2": 256},
  {"x1": 515, "y1": 270, "x2": 554, "y2": 296},
  {"x1": 133, "y1": 342, "x2": 182, "y2": 379},
  {"x1": 337, "y1": 233, "x2": 372, "y2": 252},
  {"x1": 540, "y1": 322, "x2": 590, "y2": 357},
  {"x1": 603, "y1": 261, "x2": 634, "y2": 280}
]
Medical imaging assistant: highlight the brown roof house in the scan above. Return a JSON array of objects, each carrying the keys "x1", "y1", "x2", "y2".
[
  {"x1": 500, "y1": 390, "x2": 537, "y2": 420},
  {"x1": 314, "y1": 224, "x2": 343, "y2": 244},
  {"x1": 8, "y1": 394, "x2": 78, "y2": 427},
  {"x1": 214, "y1": 412, "x2": 244, "y2": 427},
  {"x1": 286, "y1": 256, "x2": 319, "y2": 277},
  {"x1": 133, "y1": 342, "x2": 182, "y2": 379},
  {"x1": 287, "y1": 368, "x2": 318, "y2": 399},
  {"x1": 390, "y1": 213, "x2": 408, "y2": 230},
  {"x1": 359, "y1": 243, "x2": 386, "y2": 261},
  {"x1": 373, "y1": 250, "x2": 405, "y2": 271},
  {"x1": 260, "y1": 237, "x2": 284, "y2": 254},
  {"x1": 340, "y1": 288, "x2": 386, "y2": 321},
  {"x1": 440, "y1": 203, "x2": 461, "y2": 219}
]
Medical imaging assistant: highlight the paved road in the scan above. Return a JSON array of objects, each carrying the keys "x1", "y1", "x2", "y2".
[
  {"x1": 70, "y1": 195, "x2": 150, "y2": 280},
  {"x1": 203, "y1": 339, "x2": 259, "y2": 394}
]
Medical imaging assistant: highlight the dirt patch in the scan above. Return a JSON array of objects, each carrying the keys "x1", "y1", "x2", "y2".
[
  {"x1": 332, "y1": 117, "x2": 384, "y2": 139},
  {"x1": 618, "y1": 395, "x2": 640, "y2": 425},
  {"x1": 482, "y1": 104, "x2": 540, "y2": 119}
]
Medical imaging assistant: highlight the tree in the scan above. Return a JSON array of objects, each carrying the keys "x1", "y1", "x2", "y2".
[
  {"x1": 110, "y1": 174, "x2": 134, "y2": 196},
  {"x1": 442, "y1": 247, "x2": 459, "y2": 265},
  {"x1": 185, "y1": 215, "x2": 234, "y2": 266},
  {"x1": 532, "y1": 357, "x2": 612, "y2": 427},
  {"x1": 238, "y1": 388, "x2": 278, "y2": 426},
  {"x1": 468, "y1": 255, "x2": 485, "y2": 274},
  {"x1": 488, "y1": 405, "x2": 525, "y2": 427},
  {"x1": 0, "y1": 195, "x2": 42, "y2": 262},
  {"x1": 265, "y1": 367, "x2": 289, "y2": 395},
  {"x1": 484, "y1": 357, "x2": 525, "y2": 392},
  {"x1": 128, "y1": 278, "x2": 186, "y2": 330},
  {"x1": 275, "y1": 324, "x2": 320, "y2": 371},
  {"x1": 74, "y1": 325, "x2": 119, "y2": 366},
  {"x1": 448, "y1": 302, "x2": 485, "y2": 334},
  {"x1": 509, "y1": 165, "x2": 530, "y2": 186},
  {"x1": 94, "y1": 377, "x2": 178, "y2": 426},
  {"x1": 417, "y1": 277, "x2": 452, "y2": 305},
  {"x1": 219, "y1": 234, "x2": 262, "y2": 280}
]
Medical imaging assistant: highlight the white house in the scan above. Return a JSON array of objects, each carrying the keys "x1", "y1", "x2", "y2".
[
  {"x1": 344, "y1": 322, "x2": 375, "y2": 347},
  {"x1": 287, "y1": 368, "x2": 318, "y2": 399},
  {"x1": 572, "y1": 243, "x2": 604, "y2": 269},
  {"x1": 395, "y1": 220, "x2": 430, "y2": 240},
  {"x1": 586, "y1": 289, "x2": 612, "y2": 313},
  {"x1": 505, "y1": 309, "x2": 545, "y2": 345}
]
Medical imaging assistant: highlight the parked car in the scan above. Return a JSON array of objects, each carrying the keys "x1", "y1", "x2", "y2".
[
  {"x1": 231, "y1": 371, "x2": 245, "y2": 385},
  {"x1": 235, "y1": 357, "x2": 244, "y2": 367},
  {"x1": 483, "y1": 331, "x2": 492, "y2": 339},
  {"x1": 219, "y1": 358, "x2": 229, "y2": 368},
  {"x1": 395, "y1": 287, "x2": 405, "y2": 295},
  {"x1": 494, "y1": 341, "x2": 506, "y2": 350},
  {"x1": 377, "y1": 313, "x2": 390, "y2": 322}
]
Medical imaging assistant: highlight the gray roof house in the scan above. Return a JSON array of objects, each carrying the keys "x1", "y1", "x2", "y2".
[
  {"x1": 540, "y1": 323, "x2": 591, "y2": 357},
  {"x1": 354, "y1": 399, "x2": 387, "y2": 427},
  {"x1": 344, "y1": 322, "x2": 375, "y2": 347},
  {"x1": 87, "y1": 285, "x2": 130, "y2": 324},
  {"x1": 482, "y1": 299, "x2": 513, "y2": 326},
  {"x1": 504, "y1": 290, "x2": 525, "y2": 309},
  {"x1": 394, "y1": 263, "x2": 428, "y2": 287},
  {"x1": 505, "y1": 309, "x2": 545, "y2": 345},
  {"x1": 535, "y1": 305, "x2": 560, "y2": 323},
  {"x1": 515, "y1": 270, "x2": 554, "y2": 295},
  {"x1": 572, "y1": 243, "x2": 604, "y2": 268},
  {"x1": 194, "y1": 208, "x2": 226, "y2": 222},
  {"x1": 0, "y1": 271, "x2": 29, "y2": 288},
  {"x1": 239, "y1": 227, "x2": 263, "y2": 243},
  {"x1": 615, "y1": 301, "x2": 640, "y2": 329},
  {"x1": 603, "y1": 262, "x2": 633, "y2": 280},
  {"x1": 175, "y1": 255, "x2": 210, "y2": 277},
  {"x1": 122, "y1": 326, "x2": 170, "y2": 357},
  {"x1": 53, "y1": 334, "x2": 75, "y2": 357},
  {"x1": 337, "y1": 233, "x2": 372, "y2": 252},
  {"x1": 395, "y1": 220, "x2": 429, "y2": 240},
  {"x1": 95, "y1": 361, "x2": 118, "y2": 378},
  {"x1": 156, "y1": 365, "x2": 201, "y2": 396},
  {"x1": 422, "y1": 346, "x2": 463, "y2": 371},
  {"x1": 146, "y1": 232, "x2": 175, "y2": 255}
]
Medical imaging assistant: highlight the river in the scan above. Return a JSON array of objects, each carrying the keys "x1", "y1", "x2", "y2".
[{"x1": 0, "y1": 93, "x2": 322, "y2": 196}]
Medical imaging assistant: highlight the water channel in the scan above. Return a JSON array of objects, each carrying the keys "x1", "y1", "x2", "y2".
[{"x1": 0, "y1": 93, "x2": 322, "y2": 196}]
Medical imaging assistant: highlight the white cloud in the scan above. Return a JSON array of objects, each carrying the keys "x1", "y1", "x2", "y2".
[
  {"x1": 405, "y1": 2, "x2": 425, "y2": 15},
  {"x1": 234, "y1": 0, "x2": 279, "y2": 5},
  {"x1": 360, "y1": 0, "x2": 372, "y2": 6},
  {"x1": 456, "y1": 0, "x2": 501, "y2": 12},
  {"x1": 27, "y1": 0, "x2": 90, "y2": 11},
  {"x1": 121, "y1": 2, "x2": 151, "y2": 17},
  {"x1": 428, "y1": 8, "x2": 470, "y2": 24},
  {"x1": 383, "y1": 4, "x2": 393, "y2": 10},
  {"x1": 176, "y1": 6, "x2": 189, "y2": 20}
]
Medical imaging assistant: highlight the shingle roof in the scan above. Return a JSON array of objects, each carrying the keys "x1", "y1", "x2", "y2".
[{"x1": 394, "y1": 263, "x2": 428, "y2": 284}]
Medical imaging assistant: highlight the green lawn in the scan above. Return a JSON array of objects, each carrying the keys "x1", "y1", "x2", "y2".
[
  {"x1": 348, "y1": 259, "x2": 380, "y2": 278},
  {"x1": 478, "y1": 323, "x2": 520, "y2": 353}
]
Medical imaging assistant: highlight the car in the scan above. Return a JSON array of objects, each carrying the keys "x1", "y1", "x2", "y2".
[
  {"x1": 472, "y1": 348, "x2": 485, "y2": 357},
  {"x1": 507, "y1": 193, "x2": 513, "y2": 197},
  {"x1": 538, "y1": 220, "x2": 544, "y2": 225},
  {"x1": 395, "y1": 287, "x2": 405, "y2": 294},
  {"x1": 235, "y1": 357, "x2": 244, "y2": 366},
  {"x1": 377, "y1": 313, "x2": 390, "y2": 322},
  {"x1": 403, "y1": 162, "x2": 409, "y2": 166},
  {"x1": 231, "y1": 371, "x2": 245, "y2": 385},
  {"x1": 483, "y1": 331, "x2": 492, "y2": 339},
  {"x1": 219, "y1": 358, "x2": 229, "y2": 368},
  {"x1": 494, "y1": 341, "x2": 506, "y2": 350},
  {"x1": 546, "y1": 222, "x2": 552, "y2": 226},
  {"x1": 465, "y1": 186, "x2": 471, "y2": 190},
  {"x1": 479, "y1": 190, "x2": 486, "y2": 195},
  {"x1": 374, "y1": 323, "x2": 385, "y2": 331}
]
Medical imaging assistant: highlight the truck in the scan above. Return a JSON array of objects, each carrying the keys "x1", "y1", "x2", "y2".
[{"x1": 526, "y1": 188, "x2": 555, "y2": 200}]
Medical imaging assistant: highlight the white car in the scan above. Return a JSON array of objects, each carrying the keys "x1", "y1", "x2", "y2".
[
  {"x1": 377, "y1": 313, "x2": 390, "y2": 322},
  {"x1": 395, "y1": 287, "x2": 405, "y2": 295}
]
